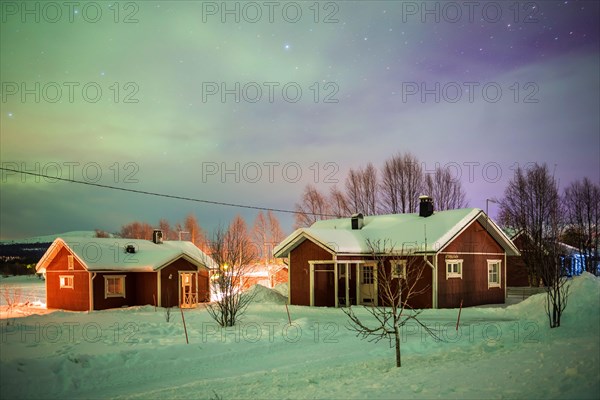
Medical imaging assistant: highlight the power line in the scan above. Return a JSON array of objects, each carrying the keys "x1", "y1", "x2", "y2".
[{"x1": 0, "y1": 167, "x2": 337, "y2": 218}]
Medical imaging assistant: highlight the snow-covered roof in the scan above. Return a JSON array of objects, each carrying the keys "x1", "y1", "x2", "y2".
[
  {"x1": 274, "y1": 208, "x2": 520, "y2": 257},
  {"x1": 36, "y1": 237, "x2": 218, "y2": 273}
]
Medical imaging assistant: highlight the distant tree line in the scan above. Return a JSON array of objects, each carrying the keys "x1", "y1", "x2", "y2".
[
  {"x1": 294, "y1": 152, "x2": 467, "y2": 228},
  {"x1": 108, "y1": 211, "x2": 285, "y2": 265}
]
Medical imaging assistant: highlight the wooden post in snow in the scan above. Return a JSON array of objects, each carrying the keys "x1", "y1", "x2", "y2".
[
  {"x1": 180, "y1": 307, "x2": 189, "y2": 344},
  {"x1": 285, "y1": 303, "x2": 292, "y2": 325},
  {"x1": 456, "y1": 299, "x2": 463, "y2": 331}
]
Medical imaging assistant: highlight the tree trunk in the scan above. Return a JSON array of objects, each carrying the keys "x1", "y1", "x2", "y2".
[{"x1": 394, "y1": 326, "x2": 401, "y2": 368}]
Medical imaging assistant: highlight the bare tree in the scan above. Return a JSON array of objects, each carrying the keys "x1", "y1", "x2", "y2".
[
  {"x1": 207, "y1": 216, "x2": 258, "y2": 327},
  {"x1": 252, "y1": 211, "x2": 269, "y2": 264},
  {"x1": 345, "y1": 163, "x2": 378, "y2": 215},
  {"x1": 499, "y1": 163, "x2": 561, "y2": 286},
  {"x1": 424, "y1": 166, "x2": 467, "y2": 211},
  {"x1": 329, "y1": 185, "x2": 350, "y2": 218},
  {"x1": 379, "y1": 152, "x2": 423, "y2": 214},
  {"x1": 94, "y1": 229, "x2": 110, "y2": 238},
  {"x1": 541, "y1": 203, "x2": 570, "y2": 328},
  {"x1": 184, "y1": 213, "x2": 206, "y2": 248},
  {"x1": 158, "y1": 218, "x2": 173, "y2": 241},
  {"x1": 294, "y1": 184, "x2": 330, "y2": 228},
  {"x1": 119, "y1": 221, "x2": 154, "y2": 239},
  {"x1": 267, "y1": 211, "x2": 285, "y2": 246},
  {"x1": 563, "y1": 178, "x2": 600, "y2": 275},
  {"x1": 252, "y1": 211, "x2": 285, "y2": 264},
  {"x1": 1, "y1": 286, "x2": 22, "y2": 323},
  {"x1": 342, "y1": 239, "x2": 440, "y2": 367}
]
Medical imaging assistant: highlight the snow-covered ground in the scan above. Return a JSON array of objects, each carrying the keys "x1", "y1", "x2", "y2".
[{"x1": 1, "y1": 274, "x2": 599, "y2": 399}]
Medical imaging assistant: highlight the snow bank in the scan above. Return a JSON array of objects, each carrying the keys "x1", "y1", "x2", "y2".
[
  {"x1": 507, "y1": 272, "x2": 600, "y2": 325},
  {"x1": 272, "y1": 282, "x2": 289, "y2": 297},
  {"x1": 246, "y1": 284, "x2": 287, "y2": 304}
]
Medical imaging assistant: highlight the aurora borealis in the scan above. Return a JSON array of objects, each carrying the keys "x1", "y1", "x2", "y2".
[{"x1": 1, "y1": 1, "x2": 599, "y2": 238}]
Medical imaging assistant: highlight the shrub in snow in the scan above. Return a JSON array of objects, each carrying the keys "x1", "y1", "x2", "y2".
[{"x1": 342, "y1": 239, "x2": 441, "y2": 368}]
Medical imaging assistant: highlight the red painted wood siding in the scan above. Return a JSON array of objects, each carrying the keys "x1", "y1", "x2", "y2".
[
  {"x1": 198, "y1": 268, "x2": 210, "y2": 302},
  {"x1": 289, "y1": 239, "x2": 332, "y2": 306},
  {"x1": 160, "y1": 258, "x2": 200, "y2": 307},
  {"x1": 134, "y1": 272, "x2": 157, "y2": 306},
  {"x1": 507, "y1": 235, "x2": 530, "y2": 286},
  {"x1": 93, "y1": 272, "x2": 137, "y2": 310},
  {"x1": 45, "y1": 246, "x2": 90, "y2": 311},
  {"x1": 437, "y1": 221, "x2": 505, "y2": 308}
]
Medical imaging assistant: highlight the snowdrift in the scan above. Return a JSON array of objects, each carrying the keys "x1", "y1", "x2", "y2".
[
  {"x1": 507, "y1": 272, "x2": 600, "y2": 325},
  {"x1": 245, "y1": 284, "x2": 288, "y2": 304},
  {"x1": 272, "y1": 282, "x2": 289, "y2": 297}
]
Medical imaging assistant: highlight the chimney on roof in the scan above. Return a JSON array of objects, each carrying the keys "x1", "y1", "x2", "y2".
[
  {"x1": 152, "y1": 229, "x2": 163, "y2": 244},
  {"x1": 351, "y1": 213, "x2": 364, "y2": 230},
  {"x1": 419, "y1": 195, "x2": 434, "y2": 218}
]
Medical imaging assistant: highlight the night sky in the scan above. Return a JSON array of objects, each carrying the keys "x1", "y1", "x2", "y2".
[{"x1": 1, "y1": 1, "x2": 599, "y2": 239}]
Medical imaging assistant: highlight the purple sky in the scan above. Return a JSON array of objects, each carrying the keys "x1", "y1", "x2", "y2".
[{"x1": 1, "y1": 0, "x2": 599, "y2": 239}]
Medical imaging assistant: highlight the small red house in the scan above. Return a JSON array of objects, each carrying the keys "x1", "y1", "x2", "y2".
[
  {"x1": 36, "y1": 232, "x2": 216, "y2": 311},
  {"x1": 239, "y1": 264, "x2": 289, "y2": 290},
  {"x1": 274, "y1": 197, "x2": 520, "y2": 309}
]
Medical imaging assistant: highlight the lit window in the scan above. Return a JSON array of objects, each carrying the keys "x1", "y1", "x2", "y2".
[
  {"x1": 104, "y1": 275, "x2": 126, "y2": 298},
  {"x1": 446, "y1": 259, "x2": 463, "y2": 279},
  {"x1": 488, "y1": 260, "x2": 501, "y2": 288},
  {"x1": 60, "y1": 275, "x2": 74, "y2": 289},
  {"x1": 391, "y1": 260, "x2": 407, "y2": 279},
  {"x1": 67, "y1": 255, "x2": 74, "y2": 270}
]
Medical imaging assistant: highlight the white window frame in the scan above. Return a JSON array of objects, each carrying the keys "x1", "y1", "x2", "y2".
[
  {"x1": 59, "y1": 275, "x2": 74, "y2": 289},
  {"x1": 67, "y1": 255, "x2": 74, "y2": 270},
  {"x1": 487, "y1": 260, "x2": 501, "y2": 288},
  {"x1": 104, "y1": 275, "x2": 126, "y2": 298},
  {"x1": 361, "y1": 265, "x2": 374, "y2": 284},
  {"x1": 391, "y1": 260, "x2": 407, "y2": 279},
  {"x1": 446, "y1": 259, "x2": 463, "y2": 279}
]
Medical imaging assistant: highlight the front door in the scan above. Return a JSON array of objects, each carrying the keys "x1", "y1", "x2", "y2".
[
  {"x1": 179, "y1": 272, "x2": 197, "y2": 308},
  {"x1": 359, "y1": 264, "x2": 377, "y2": 305}
]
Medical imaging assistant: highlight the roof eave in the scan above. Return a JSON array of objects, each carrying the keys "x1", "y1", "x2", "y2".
[
  {"x1": 274, "y1": 229, "x2": 336, "y2": 258},
  {"x1": 36, "y1": 238, "x2": 90, "y2": 272}
]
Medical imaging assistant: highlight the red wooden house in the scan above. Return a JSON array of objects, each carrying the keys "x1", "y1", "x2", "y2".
[
  {"x1": 274, "y1": 196, "x2": 520, "y2": 309},
  {"x1": 505, "y1": 230, "x2": 531, "y2": 287},
  {"x1": 36, "y1": 231, "x2": 216, "y2": 311}
]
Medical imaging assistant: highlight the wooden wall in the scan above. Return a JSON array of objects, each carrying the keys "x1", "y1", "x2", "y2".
[
  {"x1": 160, "y1": 258, "x2": 199, "y2": 307},
  {"x1": 92, "y1": 272, "x2": 136, "y2": 310},
  {"x1": 289, "y1": 239, "x2": 333, "y2": 306},
  {"x1": 437, "y1": 221, "x2": 505, "y2": 308},
  {"x1": 45, "y1": 246, "x2": 90, "y2": 311},
  {"x1": 134, "y1": 272, "x2": 157, "y2": 306},
  {"x1": 198, "y1": 268, "x2": 210, "y2": 302},
  {"x1": 507, "y1": 235, "x2": 530, "y2": 286}
]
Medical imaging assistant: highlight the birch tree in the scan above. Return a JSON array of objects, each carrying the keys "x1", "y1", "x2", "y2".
[{"x1": 379, "y1": 152, "x2": 423, "y2": 214}]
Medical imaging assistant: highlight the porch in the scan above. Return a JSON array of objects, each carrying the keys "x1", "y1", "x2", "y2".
[{"x1": 308, "y1": 260, "x2": 378, "y2": 307}]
